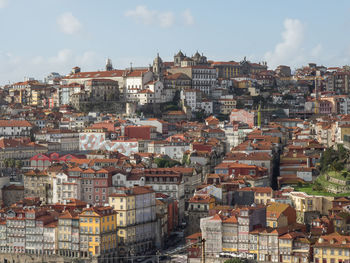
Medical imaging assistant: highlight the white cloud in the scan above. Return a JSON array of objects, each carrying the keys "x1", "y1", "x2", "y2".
[
  {"x1": 125, "y1": 5, "x2": 177, "y2": 28},
  {"x1": 125, "y1": 5, "x2": 156, "y2": 25},
  {"x1": 57, "y1": 12, "x2": 82, "y2": 35},
  {"x1": 158, "y1": 12, "x2": 175, "y2": 28},
  {"x1": 0, "y1": 0, "x2": 8, "y2": 8},
  {"x1": 182, "y1": 9, "x2": 194, "y2": 25},
  {"x1": 264, "y1": 18, "x2": 304, "y2": 68},
  {"x1": 48, "y1": 49, "x2": 73, "y2": 64}
]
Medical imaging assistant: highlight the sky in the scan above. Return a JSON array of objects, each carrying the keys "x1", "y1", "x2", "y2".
[{"x1": 1, "y1": 0, "x2": 350, "y2": 84}]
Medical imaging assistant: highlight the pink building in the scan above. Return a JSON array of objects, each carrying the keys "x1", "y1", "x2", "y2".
[
  {"x1": 319, "y1": 100, "x2": 333, "y2": 114},
  {"x1": 30, "y1": 152, "x2": 82, "y2": 170},
  {"x1": 229, "y1": 109, "x2": 256, "y2": 127}
]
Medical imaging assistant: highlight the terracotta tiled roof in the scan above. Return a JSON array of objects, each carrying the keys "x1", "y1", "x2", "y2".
[
  {"x1": 186, "y1": 232, "x2": 202, "y2": 239},
  {"x1": 315, "y1": 232, "x2": 350, "y2": 248},
  {"x1": 64, "y1": 70, "x2": 124, "y2": 80},
  {"x1": 0, "y1": 120, "x2": 32, "y2": 127}
]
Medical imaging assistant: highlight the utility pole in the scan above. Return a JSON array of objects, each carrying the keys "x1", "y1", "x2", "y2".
[{"x1": 201, "y1": 239, "x2": 206, "y2": 263}]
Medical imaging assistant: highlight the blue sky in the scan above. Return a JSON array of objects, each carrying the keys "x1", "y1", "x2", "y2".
[{"x1": 1, "y1": 0, "x2": 350, "y2": 84}]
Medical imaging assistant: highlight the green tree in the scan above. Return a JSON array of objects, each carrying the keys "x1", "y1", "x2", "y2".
[
  {"x1": 15, "y1": 160, "x2": 23, "y2": 170},
  {"x1": 8, "y1": 159, "x2": 15, "y2": 169},
  {"x1": 331, "y1": 160, "x2": 344, "y2": 172},
  {"x1": 312, "y1": 181, "x2": 322, "y2": 191},
  {"x1": 224, "y1": 259, "x2": 244, "y2": 263},
  {"x1": 172, "y1": 90, "x2": 180, "y2": 106},
  {"x1": 195, "y1": 110, "x2": 206, "y2": 122},
  {"x1": 30, "y1": 129, "x2": 35, "y2": 142},
  {"x1": 154, "y1": 158, "x2": 180, "y2": 168},
  {"x1": 182, "y1": 154, "x2": 191, "y2": 165},
  {"x1": 3, "y1": 159, "x2": 10, "y2": 168},
  {"x1": 320, "y1": 147, "x2": 338, "y2": 172},
  {"x1": 236, "y1": 100, "x2": 245, "y2": 109}
]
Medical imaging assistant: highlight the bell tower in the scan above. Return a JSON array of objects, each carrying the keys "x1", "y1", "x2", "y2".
[{"x1": 105, "y1": 58, "x2": 113, "y2": 71}]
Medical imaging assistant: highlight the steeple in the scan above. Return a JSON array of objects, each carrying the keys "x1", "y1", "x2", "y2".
[
  {"x1": 153, "y1": 53, "x2": 163, "y2": 80},
  {"x1": 105, "y1": 58, "x2": 113, "y2": 71}
]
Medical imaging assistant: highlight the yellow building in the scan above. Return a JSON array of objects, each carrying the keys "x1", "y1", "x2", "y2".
[
  {"x1": 279, "y1": 232, "x2": 294, "y2": 263},
  {"x1": 30, "y1": 89, "x2": 40, "y2": 106},
  {"x1": 58, "y1": 210, "x2": 80, "y2": 258},
  {"x1": 109, "y1": 186, "x2": 156, "y2": 256},
  {"x1": 164, "y1": 73, "x2": 192, "y2": 90},
  {"x1": 290, "y1": 192, "x2": 333, "y2": 224},
  {"x1": 249, "y1": 228, "x2": 260, "y2": 259},
  {"x1": 266, "y1": 202, "x2": 296, "y2": 228},
  {"x1": 314, "y1": 232, "x2": 350, "y2": 263},
  {"x1": 211, "y1": 61, "x2": 241, "y2": 78},
  {"x1": 109, "y1": 187, "x2": 136, "y2": 247},
  {"x1": 218, "y1": 98, "x2": 237, "y2": 115},
  {"x1": 279, "y1": 232, "x2": 311, "y2": 263},
  {"x1": 79, "y1": 206, "x2": 117, "y2": 257}
]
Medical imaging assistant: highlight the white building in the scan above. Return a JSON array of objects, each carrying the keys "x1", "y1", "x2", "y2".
[
  {"x1": 125, "y1": 70, "x2": 153, "y2": 102},
  {"x1": 192, "y1": 66, "x2": 217, "y2": 95},
  {"x1": 0, "y1": 120, "x2": 33, "y2": 137},
  {"x1": 160, "y1": 144, "x2": 190, "y2": 161},
  {"x1": 52, "y1": 172, "x2": 81, "y2": 204},
  {"x1": 181, "y1": 89, "x2": 202, "y2": 111}
]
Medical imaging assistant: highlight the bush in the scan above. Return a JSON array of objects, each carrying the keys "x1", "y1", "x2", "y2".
[
  {"x1": 224, "y1": 259, "x2": 244, "y2": 263},
  {"x1": 154, "y1": 158, "x2": 180, "y2": 168}
]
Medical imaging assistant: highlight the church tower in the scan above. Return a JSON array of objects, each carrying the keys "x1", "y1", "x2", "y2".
[
  {"x1": 153, "y1": 53, "x2": 163, "y2": 79},
  {"x1": 106, "y1": 58, "x2": 113, "y2": 71}
]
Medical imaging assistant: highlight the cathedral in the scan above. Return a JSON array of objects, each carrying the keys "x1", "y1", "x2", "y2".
[{"x1": 173, "y1": 50, "x2": 209, "y2": 67}]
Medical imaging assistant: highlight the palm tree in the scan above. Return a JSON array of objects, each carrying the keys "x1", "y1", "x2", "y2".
[
  {"x1": 15, "y1": 160, "x2": 23, "y2": 170},
  {"x1": 3, "y1": 159, "x2": 9, "y2": 169},
  {"x1": 8, "y1": 159, "x2": 15, "y2": 169}
]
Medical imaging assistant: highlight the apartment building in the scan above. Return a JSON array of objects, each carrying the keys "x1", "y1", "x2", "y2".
[
  {"x1": 200, "y1": 210, "x2": 308, "y2": 262},
  {"x1": 23, "y1": 170, "x2": 52, "y2": 204},
  {"x1": 187, "y1": 194, "x2": 215, "y2": 235},
  {"x1": 0, "y1": 138, "x2": 47, "y2": 169},
  {"x1": 144, "y1": 168, "x2": 185, "y2": 222},
  {"x1": 200, "y1": 205, "x2": 266, "y2": 257},
  {"x1": 109, "y1": 186, "x2": 157, "y2": 256},
  {"x1": 79, "y1": 206, "x2": 117, "y2": 257},
  {"x1": 58, "y1": 210, "x2": 80, "y2": 258},
  {"x1": 266, "y1": 202, "x2": 297, "y2": 228},
  {"x1": 314, "y1": 233, "x2": 350, "y2": 263},
  {"x1": 0, "y1": 120, "x2": 33, "y2": 138}
]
